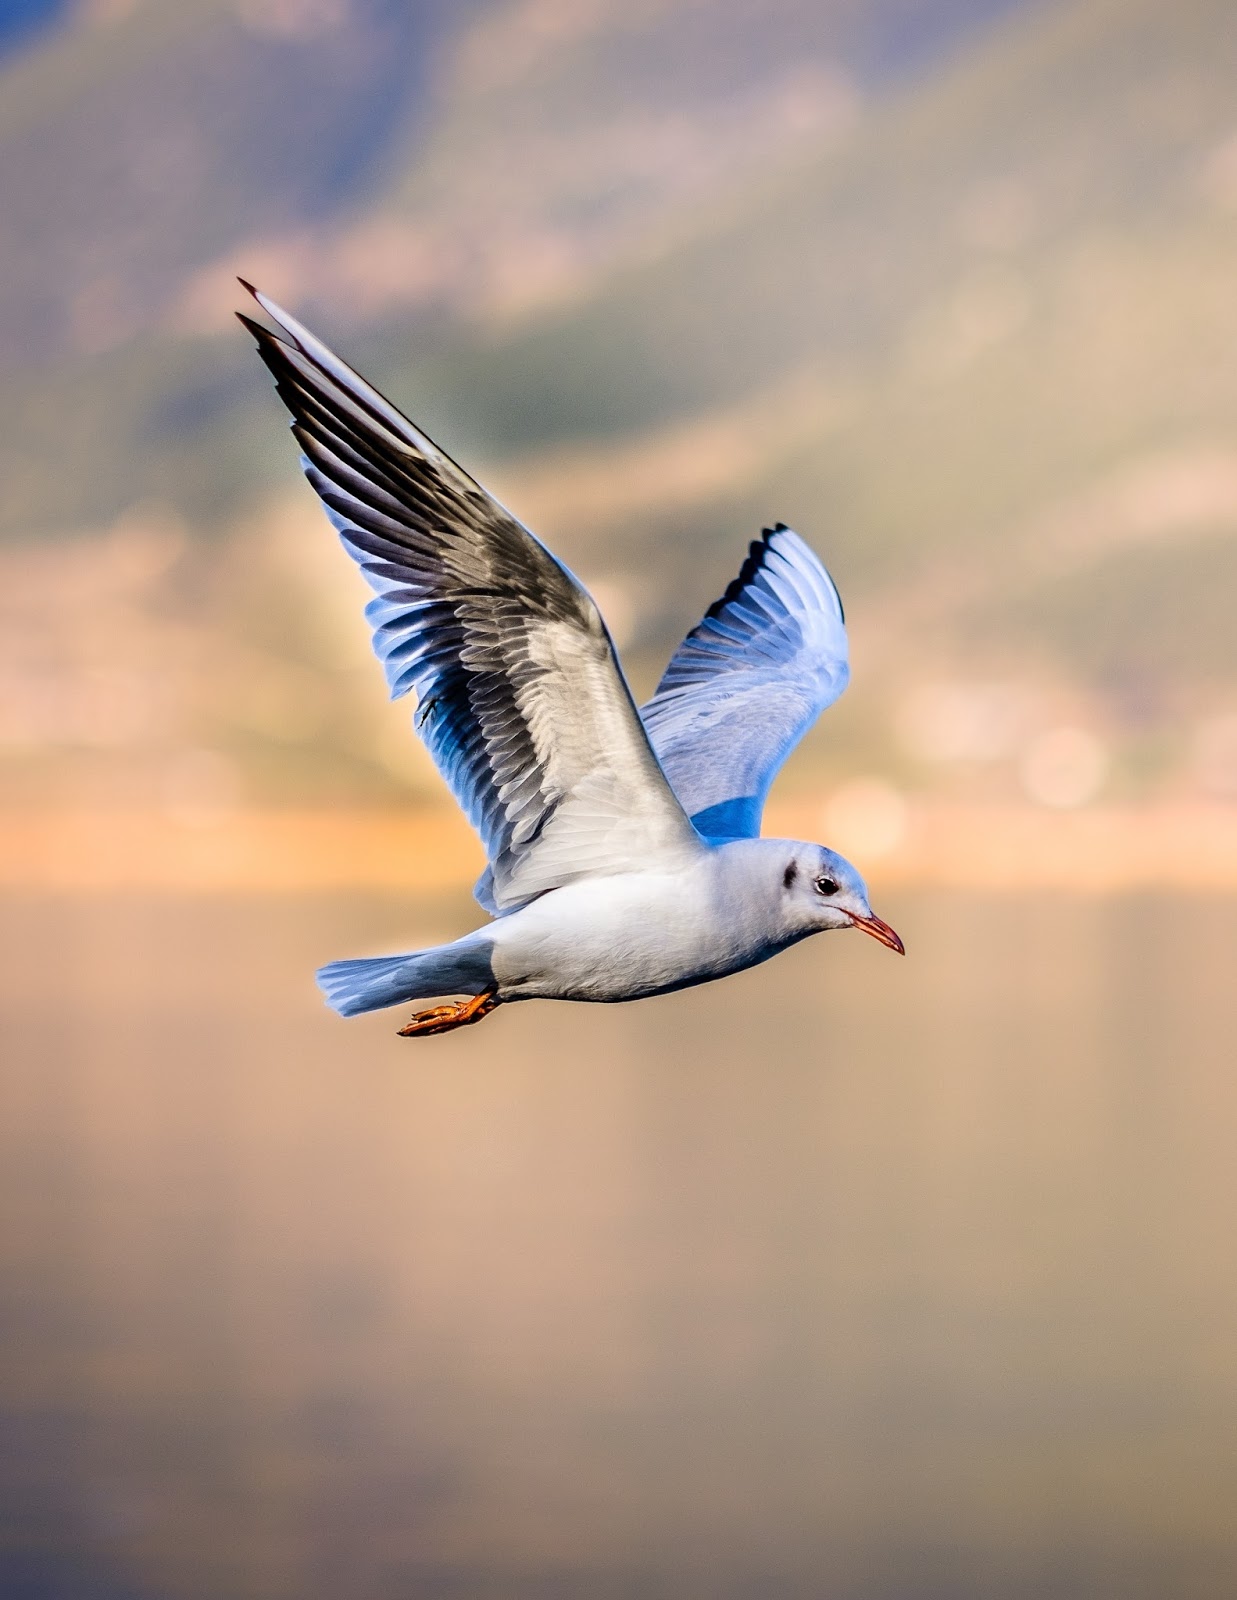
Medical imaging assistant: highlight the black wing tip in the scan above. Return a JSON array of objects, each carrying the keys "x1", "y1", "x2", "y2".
[
  {"x1": 704, "y1": 532, "x2": 777, "y2": 620},
  {"x1": 235, "y1": 281, "x2": 296, "y2": 349},
  {"x1": 702, "y1": 520, "x2": 845, "y2": 625},
  {"x1": 235, "y1": 312, "x2": 296, "y2": 373}
]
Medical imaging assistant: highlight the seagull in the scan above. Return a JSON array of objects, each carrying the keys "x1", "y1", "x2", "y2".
[{"x1": 238, "y1": 283, "x2": 903, "y2": 1038}]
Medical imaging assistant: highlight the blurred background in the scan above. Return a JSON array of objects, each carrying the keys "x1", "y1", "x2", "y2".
[{"x1": 3, "y1": 0, "x2": 1237, "y2": 1595}]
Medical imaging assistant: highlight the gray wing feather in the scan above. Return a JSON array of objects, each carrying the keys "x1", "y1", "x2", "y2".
[{"x1": 240, "y1": 285, "x2": 699, "y2": 913}]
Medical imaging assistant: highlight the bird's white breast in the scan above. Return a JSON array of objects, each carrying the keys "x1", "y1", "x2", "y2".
[{"x1": 486, "y1": 849, "x2": 784, "y2": 1003}]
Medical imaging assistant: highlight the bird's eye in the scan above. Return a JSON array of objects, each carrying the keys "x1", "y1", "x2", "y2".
[{"x1": 814, "y1": 876, "x2": 839, "y2": 897}]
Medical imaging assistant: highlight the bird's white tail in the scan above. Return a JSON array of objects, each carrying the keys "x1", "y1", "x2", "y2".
[{"x1": 316, "y1": 937, "x2": 495, "y2": 1017}]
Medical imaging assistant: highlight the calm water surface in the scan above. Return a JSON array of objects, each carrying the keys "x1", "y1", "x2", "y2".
[{"x1": 2, "y1": 890, "x2": 1236, "y2": 1599}]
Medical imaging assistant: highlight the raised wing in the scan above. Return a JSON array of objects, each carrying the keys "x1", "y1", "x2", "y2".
[
  {"x1": 239, "y1": 285, "x2": 700, "y2": 913},
  {"x1": 639, "y1": 525, "x2": 848, "y2": 841}
]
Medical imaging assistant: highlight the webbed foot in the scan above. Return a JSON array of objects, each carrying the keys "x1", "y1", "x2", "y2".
[{"x1": 396, "y1": 988, "x2": 500, "y2": 1039}]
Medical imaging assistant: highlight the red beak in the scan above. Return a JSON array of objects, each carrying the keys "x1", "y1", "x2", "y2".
[{"x1": 848, "y1": 911, "x2": 905, "y2": 955}]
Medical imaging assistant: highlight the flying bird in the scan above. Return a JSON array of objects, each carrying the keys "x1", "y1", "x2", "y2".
[{"x1": 239, "y1": 283, "x2": 903, "y2": 1038}]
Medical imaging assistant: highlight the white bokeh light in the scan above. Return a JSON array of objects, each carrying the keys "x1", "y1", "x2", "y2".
[
  {"x1": 821, "y1": 779, "x2": 909, "y2": 859},
  {"x1": 1019, "y1": 727, "x2": 1107, "y2": 809}
]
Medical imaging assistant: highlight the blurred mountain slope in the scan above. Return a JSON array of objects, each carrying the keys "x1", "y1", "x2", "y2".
[
  {"x1": 435, "y1": 0, "x2": 1237, "y2": 481},
  {"x1": 420, "y1": 0, "x2": 1237, "y2": 698},
  {"x1": 4, "y1": 0, "x2": 1237, "y2": 808},
  {"x1": 0, "y1": 0, "x2": 1037, "y2": 536},
  {"x1": 0, "y1": 0, "x2": 472, "y2": 368}
]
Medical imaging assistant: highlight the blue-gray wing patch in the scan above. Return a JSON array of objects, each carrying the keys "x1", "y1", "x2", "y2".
[{"x1": 639, "y1": 525, "x2": 849, "y2": 841}]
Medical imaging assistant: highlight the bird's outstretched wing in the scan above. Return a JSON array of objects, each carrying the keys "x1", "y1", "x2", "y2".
[
  {"x1": 239, "y1": 285, "x2": 699, "y2": 913},
  {"x1": 639, "y1": 525, "x2": 849, "y2": 841}
]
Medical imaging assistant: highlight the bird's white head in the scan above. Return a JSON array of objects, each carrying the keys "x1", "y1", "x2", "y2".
[{"x1": 779, "y1": 842, "x2": 904, "y2": 954}]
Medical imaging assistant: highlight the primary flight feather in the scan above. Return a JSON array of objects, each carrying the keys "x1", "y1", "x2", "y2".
[{"x1": 239, "y1": 283, "x2": 902, "y2": 1039}]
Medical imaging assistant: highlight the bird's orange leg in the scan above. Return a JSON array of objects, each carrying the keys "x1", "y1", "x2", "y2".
[{"x1": 396, "y1": 988, "x2": 500, "y2": 1039}]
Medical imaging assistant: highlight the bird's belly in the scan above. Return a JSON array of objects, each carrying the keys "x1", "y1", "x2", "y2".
[{"x1": 488, "y1": 871, "x2": 768, "y2": 1003}]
